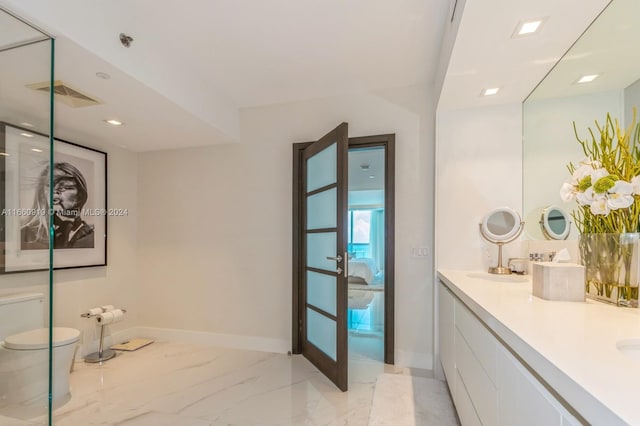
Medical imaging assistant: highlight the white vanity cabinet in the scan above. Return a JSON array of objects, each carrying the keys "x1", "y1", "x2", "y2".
[
  {"x1": 438, "y1": 282, "x2": 455, "y2": 393},
  {"x1": 496, "y1": 344, "x2": 581, "y2": 426},
  {"x1": 438, "y1": 281, "x2": 581, "y2": 426}
]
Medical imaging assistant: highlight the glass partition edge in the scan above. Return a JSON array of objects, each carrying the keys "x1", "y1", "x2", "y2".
[{"x1": 47, "y1": 37, "x2": 55, "y2": 426}]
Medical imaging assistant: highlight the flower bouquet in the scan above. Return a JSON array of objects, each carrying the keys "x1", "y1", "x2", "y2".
[{"x1": 560, "y1": 111, "x2": 640, "y2": 307}]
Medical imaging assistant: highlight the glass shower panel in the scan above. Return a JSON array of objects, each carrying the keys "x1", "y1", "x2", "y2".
[
  {"x1": 0, "y1": 7, "x2": 53, "y2": 426},
  {"x1": 0, "y1": 12, "x2": 49, "y2": 50}
]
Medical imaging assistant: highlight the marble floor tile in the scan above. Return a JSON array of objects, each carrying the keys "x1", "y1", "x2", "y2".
[
  {"x1": 369, "y1": 374, "x2": 459, "y2": 426},
  {"x1": 0, "y1": 335, "x2": 455, "y2": 425},
  {"x1": 0, "y1": 416, "x2": 43, "y2": 426}
]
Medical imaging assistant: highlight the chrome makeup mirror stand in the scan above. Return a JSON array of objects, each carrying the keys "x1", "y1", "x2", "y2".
[
  {"x1": 479, "y1": 220, "x2": 525, "y2": 275},
  {"x1": 480, "y1": 207, "x2": 524, "y2": 275}
]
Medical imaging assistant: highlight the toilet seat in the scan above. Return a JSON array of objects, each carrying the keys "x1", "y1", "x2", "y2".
[{"x1": 4, "y1": 327, "x2": 80, "y2": 350}]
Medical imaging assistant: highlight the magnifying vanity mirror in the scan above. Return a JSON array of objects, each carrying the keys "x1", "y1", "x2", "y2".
[
  {"x1": 479, "y1": 207, "x2": 524, "y2": 275},
  {"x1": 523, "y1": 0, "x2": 640, "y2": 240},
  {"x1": 540, "y1": 205, "x2": 571, "y2": 240}
]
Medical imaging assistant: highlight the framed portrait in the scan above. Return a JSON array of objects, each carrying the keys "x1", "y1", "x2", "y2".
[{"x1": 0, "y1": 122, "x2": 107, "y2": 273}]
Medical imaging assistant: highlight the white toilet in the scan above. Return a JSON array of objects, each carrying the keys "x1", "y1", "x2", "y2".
[{"x1": 0, "y1": 292, "x2": 80, "y2": 410}]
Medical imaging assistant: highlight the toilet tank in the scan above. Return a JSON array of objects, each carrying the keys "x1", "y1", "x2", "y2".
[{"x1": 0, "y1": 293, "x2": 45, "y2": 341}]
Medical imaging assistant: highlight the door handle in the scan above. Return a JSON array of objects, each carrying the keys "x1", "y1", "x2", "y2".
[
  {"x1": 326, "y1": 255, "x2": 343, "y2": 262},
  {"x1": 344, "y1": 251, "x2": 348, "y2": 277}
]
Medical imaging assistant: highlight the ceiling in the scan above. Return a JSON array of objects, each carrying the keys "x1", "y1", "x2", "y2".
[
  {"x1": 0, "y1": 0, "x2": 620, "y2": 151},
  {"x1": 528, "y1": 0, "x2": 640, "y2": 100},
  {"x1": 0, "y1": 0, "x2": 450, "y2": 152},
  {"x1": 349, "y1": 148, "x2": 384, "y2": 193},
  {"x1": 0, "y1": 8, "x2": 47, "y2": 49},
  {"x1": 0, "y1": 36, "x2": 240, "y2": 151},
  {"x1": 438, "y1": 0, "x2": 612, "y2": 111}
]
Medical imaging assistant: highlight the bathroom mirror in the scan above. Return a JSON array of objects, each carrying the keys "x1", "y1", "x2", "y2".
[
  {"x1": 479, "y1": 207, "x2": 524, "y2": 274},
  {"x1": 540, "y1": 205, "x2": 571, "y2": 240},
  {"x1": 523, "y1": 0, "x2": 640, "y2": 240},
  {"x1": 482, "y1": 207, "x2": 521, "y2": 241}
]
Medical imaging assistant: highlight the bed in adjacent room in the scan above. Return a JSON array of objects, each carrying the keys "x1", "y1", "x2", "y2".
[
  {"x1": 347, "y1": 257, "x2": 379, "y2": 285},
  {"x1": 347, "y1": 257, "x2": 384, "y2": 310}
]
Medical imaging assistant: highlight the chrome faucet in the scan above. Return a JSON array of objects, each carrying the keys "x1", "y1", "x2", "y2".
[{"x1": 529, "y1": 252, "x2": 556, "y2": 262}]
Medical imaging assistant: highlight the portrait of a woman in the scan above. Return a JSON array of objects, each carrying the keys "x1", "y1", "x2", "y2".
[{"x1": 20, "y1": 162, "x2": 95, "y2": 250}]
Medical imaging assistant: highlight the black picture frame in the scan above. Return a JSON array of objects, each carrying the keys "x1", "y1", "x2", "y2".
[{"x1": 0, "y1": 122, "x2": 107, "y2": 273}]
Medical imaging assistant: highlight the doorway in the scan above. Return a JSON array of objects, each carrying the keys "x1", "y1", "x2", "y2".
[
  {"x1": 292, "y1": 128, "x2": 395, "y2": 391},
  {"x1": 346, "y1": 146, "x2": 386, "y2": 363}
]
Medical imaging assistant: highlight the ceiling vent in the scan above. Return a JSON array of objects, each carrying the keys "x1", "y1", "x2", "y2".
[{"x1": 26, "y1": 80, "x2": 102, "y2": 108}]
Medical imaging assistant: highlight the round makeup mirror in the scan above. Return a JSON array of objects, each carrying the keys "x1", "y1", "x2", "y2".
[
  {"x1": 479, "y1": 207, "x2": 524, "y2": 274},
  {"x1": 540, "y1": 205, "x2": 571, "y2": 240}
]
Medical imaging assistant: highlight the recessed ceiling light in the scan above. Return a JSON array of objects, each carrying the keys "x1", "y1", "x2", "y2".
[
  {"x1": 20, "y1": 122, "x2": 34, "y2": 128},
  {"x1": 0, "y1": 152, "x2": 9, "y2": 157},
  {"x1": 369, "y1": 175, "x2": 375, "y2": 179},
  {"x1": 104, "y1": 119, "x2": 124, "y2": 126},
  {"x1": 512, "y1": 17, "x2": 548, "y2": 38},
  {"x1": 481, "y1": 87, "x2": 500, "y2": 96},
  {"x1": 20, "y1": 132, "x2": 34, "y2": 138},
  {"x1": 576, "y1": 74, "x2": 600, "y2": 84},
  {"x1": 31, "y1": 148, "x2": 43, "y2": 153},
  {"x1": 96, "y1": 72, "x2": 111, "y2": 80}
]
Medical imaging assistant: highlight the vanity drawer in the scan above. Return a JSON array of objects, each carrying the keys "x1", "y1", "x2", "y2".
[
  {"x1": 455, "y1": 327, "x2": 497, "y2": 426},
  {"x1": 496, "y1": 344, "x2": 578, "y2": 426},
  {"x1": 455, "y1": 298, "x2": 496, "y2": 384},
  {"x1": 455, "y1": 368, "x2": 481, "y2": 426}
]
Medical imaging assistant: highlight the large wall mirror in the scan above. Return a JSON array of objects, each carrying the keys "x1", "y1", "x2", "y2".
[{"x1": 523, "y1": 0, "x2": 640, "y2": 240}]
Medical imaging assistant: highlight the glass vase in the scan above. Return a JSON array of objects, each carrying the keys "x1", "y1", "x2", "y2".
[{"x1": 579, "y1": 233, "x2": 640, "y2": 308}]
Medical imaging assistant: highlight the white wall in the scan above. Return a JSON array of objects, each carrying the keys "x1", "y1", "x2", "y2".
[
  {"x1": 0, "y1": 141, "x2": 139, "y2": 356},
  {"x1": 137, "y1": 85, "x2": 437, "y2": 368},
  {"x1": 436, "y1": 103, "x2": 523, "y2": 271}
]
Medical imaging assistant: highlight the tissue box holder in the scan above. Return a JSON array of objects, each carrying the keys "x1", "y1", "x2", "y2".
[{"x1": 532, "y1": 262, "x2": 585, "y2": 302}]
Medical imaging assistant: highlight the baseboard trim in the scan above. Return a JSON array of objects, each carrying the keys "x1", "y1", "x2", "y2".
[{"x1": 133, "y1": 326, "x2": 290, "y2": 354}]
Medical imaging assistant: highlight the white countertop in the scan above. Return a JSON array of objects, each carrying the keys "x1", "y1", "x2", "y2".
[{"x1": 438, "y1": 269, "x2": 640, "y2": 426}]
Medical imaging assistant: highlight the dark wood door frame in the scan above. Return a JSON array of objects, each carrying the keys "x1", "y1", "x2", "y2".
[{"x1": 292, "y1": 133, "x2": 395, "y2": 364}]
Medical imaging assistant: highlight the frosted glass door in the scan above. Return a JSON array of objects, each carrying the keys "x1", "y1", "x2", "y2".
[{"x1": 302, "y1": 123, "x2": 348, "y2": 391}]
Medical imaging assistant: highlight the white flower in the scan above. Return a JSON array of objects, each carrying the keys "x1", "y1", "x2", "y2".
[
  {"x1": 631, "y1": 175, "x2": 640, "y2": 195},
  {"x1": 579, "y1": 157, "x2": 601, "y2": 168},
  {"x1": 608, "y1": 193, "x2": 634, "y2": 210},
  {"x1": 560, "y1": 181, "x2": 577, "y2": 202},
  {"x1": 576, "y1": 186, "x2": 595, "y2": 206},
  {"x1": 608, "y1": 180, "x2": 634, "y2": 210},
  {"x1": 571, "y1": 158, "x2": 600, "y2": 184},
  {"x1": 590, "y1": 196, "x2": 610, "y2": 215},
  {"x1": 590, "y1": 168, "x2": 610, "y2": 183},
  {"x1": 611, "y1": 180, "x2": 633, "y2": 194},
  {"x1": 560, "y1": 156, "x2": 638, "y2": 219}
]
